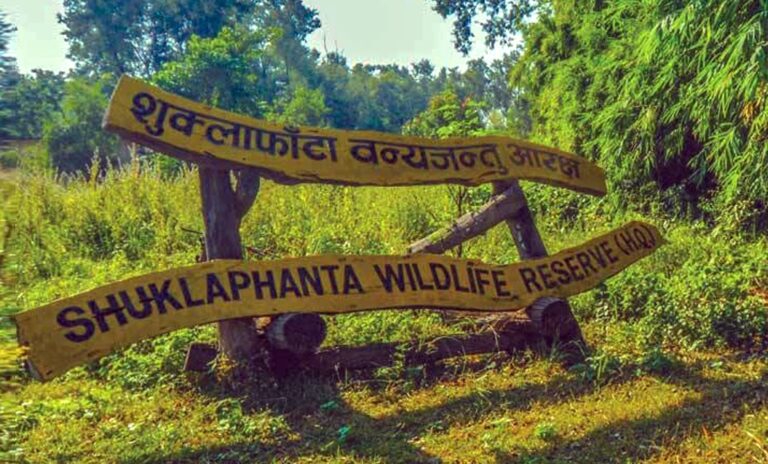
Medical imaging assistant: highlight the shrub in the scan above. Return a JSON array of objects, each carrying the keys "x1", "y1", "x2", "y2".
[
  {"x1": 0, "y1": 149, "x2": 18, "y2": 169},
  {"x1": 43, "y1": 77, "x2": 122, "y2": 174}
]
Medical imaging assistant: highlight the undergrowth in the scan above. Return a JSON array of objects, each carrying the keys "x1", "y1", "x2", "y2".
[
  {"x1": 0, "y1": 165, "x2": 767, "y2": 462},
  {"x1": 1, "y1": 165, "x2": 766, "y2": 362}
]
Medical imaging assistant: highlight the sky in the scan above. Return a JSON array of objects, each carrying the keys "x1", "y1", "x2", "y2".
[{"x1": 4, "y1": 0, "x2": 511, "y2": 75}]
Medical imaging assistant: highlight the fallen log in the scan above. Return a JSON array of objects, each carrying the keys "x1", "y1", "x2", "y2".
[
  {"x1": 183, "y1": 323, "x2": 548, "y2": 374},
  {"x1": 304, "y1": 330, "x2": 530, "y2": 372}
]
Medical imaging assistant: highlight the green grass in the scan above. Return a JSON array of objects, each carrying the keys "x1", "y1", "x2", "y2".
[
  {"x1": 2, "y1": 338, "x2": 766, "y2": 463},
  {"x1": 1, "y1": 165, "x2": 767, "y2": 462}
]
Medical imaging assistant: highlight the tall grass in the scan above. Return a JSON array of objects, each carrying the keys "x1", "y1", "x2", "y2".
[{"x1": 1, "y1": 163, "x2": 766, "y2": 370}]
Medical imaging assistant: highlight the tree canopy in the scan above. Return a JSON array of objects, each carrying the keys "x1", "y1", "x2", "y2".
[
  {"x1": 53, "y1": 0, "x2": 517, "y2": 137},
  {"x1": 153, "y1": 26, "x2": 276, "y2": 116},
  {"x1": 0, "y1": 10, "x2": 20, "y2": 139},
  {"x1": 433, "y1": 0, "x2": 768, "y2": 220},
  {"x1": 43, "y1": 76, "x2": 122, "y2": 173},
  {"x1": 59, "y1": 0, "x2": 252, "y2": 76}
]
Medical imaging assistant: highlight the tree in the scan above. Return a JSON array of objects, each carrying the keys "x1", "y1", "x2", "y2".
[
  {"x1": 431, "y1": 0, "x2": 538, "y2": 54},
  {"x1": 0, "y1": 10, "x2": 14, "y2": 74},
  {"x1": 153, "y1": 26, "x2": 275, "y2": 116},
  {"x1": 43, "y1": 77, "x2": 122, "y2": 173},
  {"x1": 59, "y1": 0, "x2": 261, "y2": 77},
  {"x1": 343, "y1": 63, "x2": 435, "y2": 133},
  {"x1": 403, "y1": 87, "x2": 485, "y2": 139},
  {"x1": 0, "y1": 13, "x2": 65, "y2": 141},
  {"x1": 0, "y1": 10, "x2": 21, "y2": 139},
  {"x1": 268, "y1": 85, "x2": 329, "y2": 126},
  {"x1": 432, "y1": 0, "x2": 768, "y2": 225},
  {"x1": 458, "y1": 59, "x2": 490, "y2": 102},
  {"x1": 316, "y1": 53, "x2": 358, "y2": 129},
  {"x1": 146, "y1": 26, "x2": 277, "y2": 176},
  {"x1": 3, "y1": 70, "x2": 66, "y2": 138},
  {"x1": 262, "y1": 0, "x2": 321, "y2": 86},
  {"x1": 59, "y1": 0, "x2": 322, "y2": 79}
]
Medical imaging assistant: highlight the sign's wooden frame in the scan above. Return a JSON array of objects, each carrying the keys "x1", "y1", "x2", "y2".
[{"x1": 100, "y1": 75, "x2": 607, "y2": 371}]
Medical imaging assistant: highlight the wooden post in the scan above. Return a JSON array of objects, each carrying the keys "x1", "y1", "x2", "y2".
[
  {"x1": 406, "y1": 181, "x2": 585, "y2": 349},
  {"x1": 492, "y1": 181, "x2": 547, "y2": 259},
  {"x1": 492, "y1": 180, "x2": 586, "y2": 351},
  {"x1": 199, "y1": 166, "x2": 261, "y2": 363}
]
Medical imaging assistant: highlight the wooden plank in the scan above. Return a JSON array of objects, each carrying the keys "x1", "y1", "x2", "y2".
[
  {"x1": 183, "y1": 342, "x2": 218, "y2": 372},
  {"x1": 492, "y1": 181, "x2": 548, "y2": 259},
  {"x1": 14, "y1": 222, "x2": 665, "y2": 380},
  {"x1": 407, "y1": 182, "x2": 527, "y2": 254},
  {"x1": 103, "y1": 75, "x2": 607, "y2": 195}
]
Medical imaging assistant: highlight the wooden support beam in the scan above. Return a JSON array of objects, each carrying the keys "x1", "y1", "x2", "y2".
[
  {"x1": 405, "y1": 181, "x2": 580, "y2": 343},
  {"x1": 184, "y1": 342, "x2": 219, "y2": 372},
  {"x1": 491, "y1": 181, "x2": 547, "y2": 259},
  {"x1": 199, "y1": 166, "x2": 261, "y2": 363},
  {"x1": 491, "y1": 180, "x2": 586, "y2": 352},
  {"x1": 306, "y1": 333, "x2": 509, "y2": 371},
  {"x1": 407, "y1": 182, "x2": 527, "y2": 255},
  {"x1": 304, "y1": 327, "x2": 537, "y2": 372}
]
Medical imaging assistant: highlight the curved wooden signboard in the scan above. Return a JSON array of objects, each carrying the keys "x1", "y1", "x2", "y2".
[
  {"x1": 103, "y1": 75, "x2": 607, "y2": 195},
  {"x1": 15, "y1": 222, "x2": 662, "y2": 380}
]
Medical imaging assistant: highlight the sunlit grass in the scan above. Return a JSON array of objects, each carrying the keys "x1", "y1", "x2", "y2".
[
  {"x1": 3, "y1": 340, "x2": 766, "y2": 463},
  {"x1": 1, "y1": 166, "x2": 767, "y2": 462}
]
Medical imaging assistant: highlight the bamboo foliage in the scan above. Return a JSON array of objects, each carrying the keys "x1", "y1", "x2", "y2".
[{"x1": 512, "y1": 0, "x2": 768, "y2": 210}]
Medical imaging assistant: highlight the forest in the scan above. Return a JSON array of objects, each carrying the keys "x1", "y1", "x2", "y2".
[{"x1": 1, "y1": 1, "x2": 767, "y2": 462}]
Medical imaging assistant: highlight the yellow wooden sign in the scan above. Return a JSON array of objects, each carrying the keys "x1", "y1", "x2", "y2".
[
  {"x1": 103, "y1": 75, "x2": 607, "y2": 196},
  {"x1": 15, "y1": 222, "x2": 662, "y2": 381}
]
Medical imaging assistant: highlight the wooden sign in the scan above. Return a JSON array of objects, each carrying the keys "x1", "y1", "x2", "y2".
[
  {"x1": 103, "y1": 76, "x2": 607, "y2": 196},
  {"x1": 15, "y1": 222, "x2": 662, "y2": 380}
]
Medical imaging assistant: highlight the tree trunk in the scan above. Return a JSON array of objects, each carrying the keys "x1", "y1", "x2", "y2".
[{"x1": 198, "y1": 166, "x2": 261, "y2": 362}]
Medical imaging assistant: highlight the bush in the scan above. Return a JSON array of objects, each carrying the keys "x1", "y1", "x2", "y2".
[
  {"x1": 574, "y1": 223, "x2": 768, "y2": 350},
  {"x1": 0, "y1": 149, "x2": 18, "y2": 169},
  {"x1": 43, "y1": 76, "x2": 123, "y2": 174}
]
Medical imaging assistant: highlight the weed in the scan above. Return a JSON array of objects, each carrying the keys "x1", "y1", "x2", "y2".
[
  {"x1": 533, "y1": 421, "x2": 558, "y2": 441},
  {"x1": 569, "y1": 350, "x2": 623, "y2": 386}
]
